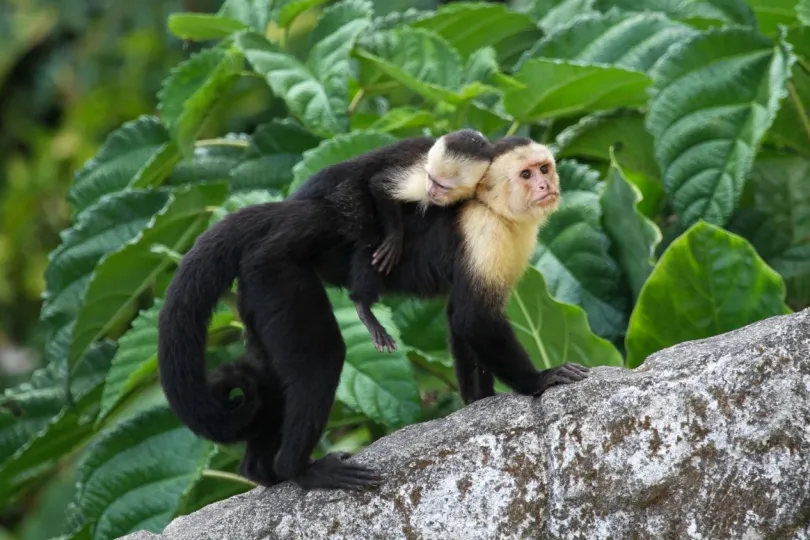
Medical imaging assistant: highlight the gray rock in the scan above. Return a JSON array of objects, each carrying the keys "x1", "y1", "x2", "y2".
[{"x1": 119, "y1": 310, "x2": 810, "y2": 540}]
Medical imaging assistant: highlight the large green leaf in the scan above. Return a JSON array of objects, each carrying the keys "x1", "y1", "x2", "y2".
[
  {"x1": 217, "y1": 0, "x2": 272, "y2": 32},
  {"x1": 69, "y1": 117, "x2": 177, "y2": 215},
  {"x1": 386, "y1": 297, "x2": 451, "y2": 367},
  {"x1": 409, "y1": 3, "x2": 542, "y2": 64},
  {"x1": 356, "y1": 27, "x2": 485, "y2": 105},
  {"x1": 504, "y1": 58, "x2": 651, "y2": 122},
  {"x1": 289, "y1": 130, "x2": 397, "y2": 193},
  {"x1": 237, "y1": 17, "x2": 370, "y2": 136},
  {"x1": 600, "y1": 158, "x2": 662, "y2": 301},
  {"x1": 800, "y1": 0, "x2": 810, "y2": 25},
  {"x1": 168, "y1": 138, "x2": 247, "y2": 187},
  {"x1": 311, "y1": 0, "x2": 375, "y2": 47},
  {"x1": 646, "y1": 28, "x2": 793, "y2": 228},
  {"x1": 274, "y1": 0, "x2": 331, "y2": 27},
  {"x1": 625, "y1": 222, "x2": 790, "y2": 368},
  {"x1": 768, "y1": 63, "x2": 810, "y2": 158},
  {"x1": 70, "y1": 406, "x2": 212, "y2": 540},
  {"x1": 229, "y1": 120, "x2": 321, "y2": 194},
  {"x1": 330, "y1": 291, "x2": 422, "y2": 429},
  {"x1": 167, "y1": 13, "x2": 249, "y2": 41},
  {"x1": 158, "y1": 46, "x2": 244, "y2": 155},
  {"x1": 522, "y1": 0, "x2": 599, "y2": 33},
  {"x1": 517, "y1": 11, "x2": 697, "y2": 73},
  {"x1": 508, "y1": 267, "x2": 623, "y2": 369},
  {"x1": 593, "y1": 0, "x2": 756, "y2": 27},
  {"x1": 0, "y1": 342, "x2": 115, "y2": 502},
  {"x1": 41, "y1": 191, "x2": 171, "y2": 366},
  {"x1": 533, "y1": 161, "x2": 629, "y2": 341},
  {"x1": 68, "y1": 183, "x2": 229, "y2": 373},
  {"x1": 747, "y1": 0, "x2": 803, "y2": 35},
  {"x1": 729, "y1": 154, "x2": 810, "y2": 309}
]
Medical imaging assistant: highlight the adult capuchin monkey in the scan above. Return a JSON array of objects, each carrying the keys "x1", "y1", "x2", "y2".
[{"x1": 158, "y1": 135, "x2": 590, "y2": 492}]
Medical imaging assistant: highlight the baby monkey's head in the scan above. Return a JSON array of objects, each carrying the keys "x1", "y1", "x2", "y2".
[{"x1": 424, "y1": 129, "x2": 494, "y2": 206}]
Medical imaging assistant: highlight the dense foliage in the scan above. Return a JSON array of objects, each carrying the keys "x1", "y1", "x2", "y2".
[{"x1": 2, "y1": 0, "x2": 809, "y2": 538}]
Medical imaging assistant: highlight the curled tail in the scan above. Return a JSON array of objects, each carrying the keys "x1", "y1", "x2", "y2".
[{"x1": 157, "y1": 210, "x2": 265, "y2": 444}]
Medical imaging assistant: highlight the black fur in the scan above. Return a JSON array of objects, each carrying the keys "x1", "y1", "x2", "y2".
[{"x1": 442, "y1": 129, "x2": 494, "y2": 161}]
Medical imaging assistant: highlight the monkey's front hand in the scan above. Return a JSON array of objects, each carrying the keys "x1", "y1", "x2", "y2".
[
  {"x1": 532, "y1": 363, "x2": 590, "y2": 396},
  {"x1": 371, "y1": 232, "x2": 403, "y2": 275},
  {"x1": 293, "y1": 452, "x2": 383, "y2": 491}
]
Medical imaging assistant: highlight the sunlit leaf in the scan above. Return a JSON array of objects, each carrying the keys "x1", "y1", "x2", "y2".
[{"x1": 167, "y1": 13, "x2": 249, "y2": 41}]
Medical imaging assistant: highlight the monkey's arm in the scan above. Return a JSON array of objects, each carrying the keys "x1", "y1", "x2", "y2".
[
  {"x1": 368, "y1": 176, "x2": 404, "y2": 275},
  {"x1": 448, "y1": 273, "x2": 589, "y2": 396}
]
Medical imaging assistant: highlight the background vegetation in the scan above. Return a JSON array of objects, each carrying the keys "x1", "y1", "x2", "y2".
[{"x1": 1, "y1": 0, "x2": 808, "y2": 538}]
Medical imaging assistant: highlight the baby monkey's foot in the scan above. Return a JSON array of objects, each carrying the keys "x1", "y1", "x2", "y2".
[
  {"x1": 371, "y1": 234, "x2": 403, "y2": 275},
  {"x1": 355, "y1": 301, "x2": 398, "y2": 353}
]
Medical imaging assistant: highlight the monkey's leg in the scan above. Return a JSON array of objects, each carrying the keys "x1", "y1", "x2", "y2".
[
  {"x1": 446, "y1": 302, "x2": 495, "y2": 404},
  {"x1": 244, "y1": 258, "x2": 382, "y2": 491},
  {"x1": 349, "y1": 248, "x2": 397, "y2": 353}
]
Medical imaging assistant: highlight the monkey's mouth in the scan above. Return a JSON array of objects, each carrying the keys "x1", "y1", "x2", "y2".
[{"x1": 533, "y1": 191, "x2": 560, "y2": 206}]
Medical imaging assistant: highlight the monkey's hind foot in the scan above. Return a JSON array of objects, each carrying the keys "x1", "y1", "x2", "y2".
[
  {"x1": 533, "y1": 363, "x2": 590, "y2": 396},
  {"x1": 293, "y1": 452, "x2": 383, "y2": 491},
  {"x1": 354, "y1": 301, "x2": 398, "y2": 353},
  {"x1": 371, "y1": 234, "x2": 403, "y2": 275}
]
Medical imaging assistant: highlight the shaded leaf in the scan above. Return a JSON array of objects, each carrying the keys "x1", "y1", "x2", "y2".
[
  {"x1": 311, "y1": 0, "x2": 374, "y2": 46},
  {"x1": 290, "y1": 130, "x2": 397, "y2": 193},
  {"x1": 387, "y1": 297, "x2": 451, "y2": 367},
  {"x1": 504, "y1": 58, "x2": 651, "y2": 122},
  {"x1": 169, "y1": 138, "x2": 248, "y2": 187},
  {"x1": 729, "y1": 154, "x2": 810, "y2": 308},
  {"x1": 330, "y1": 291, "x2": 422, "y2": 429},
  {"x1": 517, "y1": 11, "x2": 697, "y2": 73},
  {"x1": 600, "y1": 158, "x2": 662, "y2": 301},
  {"x1": 747, "y1": 0, "x2": 802, "y2": 35},
  {"x1": 167, "y1": 13, "x2": 249, "y2": 41},
  {"x1": 507, "y1": 267, "x2": 623, "y2": 370},
  {"x1": 68, "y1": 183, "x2": 229, "y2": 373},
  {"x1": 367, "y1": 108, "x2": 437, "y2": 134},
  {"x1": 158, "y1": 47, "x2": 244, "y2": 155},
  {"x1": 625, "y1": 222, "x2": 790, "y2": 368},
  {"x1": 533, "y1": 160, "x2": 629, "y2": 341},
  {"x1": 768, "y1": 63, "x2": 810, "y2": 158},
  {"x1": 71, "y1": 406, "x2": 212, "y2": 540},
  {"x1": 523, "y1": 0, "x2": 599, "y2": 34},
  {"x1": 798, "y1": 0, "x2": 810, "y2": 25},
  {"x1": 274, "y1": 0, "x2": 331, "y2": 27},
  {"x1": 646, "y1": 28, "x2": 793, "y2": 227},
  {"x1": 593, "y1": 0, "x2": 756, "y2": 27},
  {"x1": 410, "y1": 3, "x2": 542, "y2": 64},
  {"x1": 69, "y1": 116, "x2": 174, "y2": 214}
]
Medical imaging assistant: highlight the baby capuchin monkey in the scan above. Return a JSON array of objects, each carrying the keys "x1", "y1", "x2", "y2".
[{"x1": 324, "y1": 129, "x2": 494, "y2": 353}]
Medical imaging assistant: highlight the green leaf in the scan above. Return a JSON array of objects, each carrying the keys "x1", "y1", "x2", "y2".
[
  {"x1": 69, "y1": 116, "x2": 175, "y2": 214},
  {"x1": 238, "y1": 19, "x2": 369, "y2": 135},
  {"x1": 41, "y1": 191, "x2": 171, "y2": 365},
  {"x1": 625, "y1": 222, "x2": 790, "y2": 368},
  {"x1": 507, "y1": 267, "x2": 623, "y2": 369},
  {"x1": 274, "y1": 0, "x2": 331, "y2": 27},
  {"x1": 98, "y1": 302, "x2": 163, "y2": 423},
  {"x1": 386, "y1": 297, "x2": 451, "y2": 367},
  {"x1": 366, "y1": 108, "x2": 437, "y2": 134},
  {"x1": 71, "y1": 406, "x2": 212, "y2": 539},
  {"x1": 218, "y1": 0, "x2": 272, "y2": 32},
  {"x1": 68, "y1": 183, "x2": 229, "y2": 373},
  {"x1": 729, "y1": 154, "x2": 810, "y2": 308},
  {"x1": 517, "y1": 11, "x2": 697, "y2": 73},
  {"x1": 211, "y1": 190, "x2": 283, "y2": 224},
  {"x1": 800, "y1": 0, "x2": 810, "y2": 25},
  {"x1": 524, "y1": 0, "x2": 599, "y2": 34},
  {"x1": 0, "y1": 342, "x2": 115, "y2": 502},
  {"x1": 289, "y1": 130, "x2": 397, "y2": 193},
  {"x1": 229, "y1": 119, "x2": 321, "y2": 194},
  {"x1": 409, "y1": 3, "x2": 542, "y2": 64},
  {"x1": 169, "y1": 138, "x2": 248, "y2": 187},
  {"x1": 157, "y1": 46, "x2": 244, "y2": 155},
  {"x1": 356, "y1": 27, "x2": 469, "y2": 105},
  {"x1": 330, "y1": 290, "x2": 422, "y2": 429},
  {"x1": 600, "y1": 158, "x2": 662, "y2": 301},
  {"x1": 768, "y1": 63, "x2": 810, "y2": 158},
  {"x1": 533, "y1": 160, "x2": 629, "y2": 341},
  {"x1": 593, "y1": 0, "x2": 756, "y2": 27},
  {"x1": 748, "y1": 0, "x2": 802, "y2": 35},
  {"x1": 504, "y1": 58, "x2": 651, "y2": 122},
  {"x1": 646, "y1": 28, "x2": 793, "y2": 228},
  {"x1": 167, "y1": 13, "x2": 249, "y2": 41},
  {"x1": 311, "y1": 0, "x2": 375, "y2": 46}
]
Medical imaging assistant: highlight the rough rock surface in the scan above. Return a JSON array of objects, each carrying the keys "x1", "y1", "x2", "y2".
[{"x1": 120, "y1": 310, "x2": 810, "y2": 540}]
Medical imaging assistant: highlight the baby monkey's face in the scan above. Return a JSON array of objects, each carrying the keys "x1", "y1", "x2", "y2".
[{"x1": 424, "y1": 129, "x2": 494, "y2": 206}]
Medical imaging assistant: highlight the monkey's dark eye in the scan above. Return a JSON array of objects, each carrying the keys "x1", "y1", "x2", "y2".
[
  {"x1": 540, "y1": 164, "x2": 550, "y2": 174},
  {"x1": 520, "y1": 169, "x2": 531, "y2": 179}
]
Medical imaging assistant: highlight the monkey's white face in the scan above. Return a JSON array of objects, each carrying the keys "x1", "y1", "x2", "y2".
[
  {"x1": 424, "y1": 137, "x2": 491, "y2": 206},
  {"x1": 478, "y1": 143, "x2": 560, "y2": 223}
]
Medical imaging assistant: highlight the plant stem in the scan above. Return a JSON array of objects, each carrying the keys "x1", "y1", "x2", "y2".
[
  {"x1": 505, "y1": 120, "x2": 521, "y2": 136},
  {"x1": 348, "y1": 89, "x2": 366, "y2": 114},
  {"x1": 787, "y1": 81, "x2": 810, "y2": 144},
  {"x1": 202, "y1": 469, "x2": 257, "y2": 487},
  {"x1": 195, "y1": 138, "x2": 250, "y2": 149},
  {"x1": 409, "y1": 355, "x2": 458, "y2": 391}
]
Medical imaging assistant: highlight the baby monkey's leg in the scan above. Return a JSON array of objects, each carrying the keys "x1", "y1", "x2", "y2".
[{"x1": 349, "y1": 248, "x2": 397, "y2": 353}]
